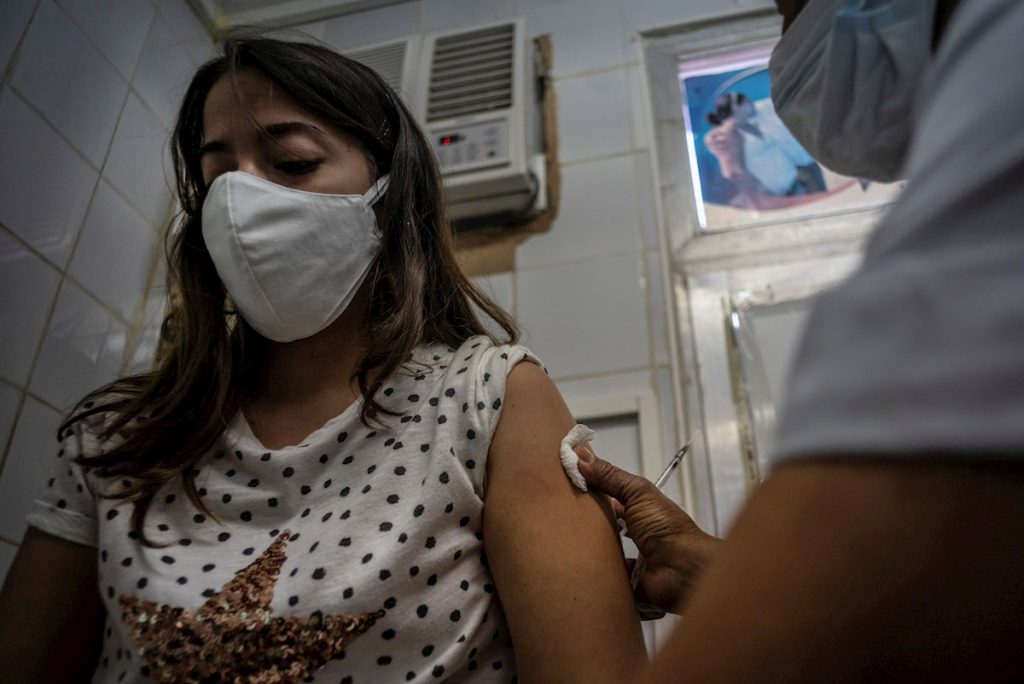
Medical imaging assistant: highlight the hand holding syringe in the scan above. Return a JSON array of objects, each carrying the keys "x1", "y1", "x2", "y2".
[
  {"x1": 627, "y1": 431, "x2": 700, "y2": 618},
  {"x1": 561, "y1": 427, "x2": 707, "y2": 618}
]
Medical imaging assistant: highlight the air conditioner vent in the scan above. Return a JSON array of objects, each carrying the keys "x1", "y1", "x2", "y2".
[
  {"x1": 427, "y1": 24, "x2": 515, "y2": 121},
  {"x1": 349, "y1": 41, "x2": 407, "y2": 93}
]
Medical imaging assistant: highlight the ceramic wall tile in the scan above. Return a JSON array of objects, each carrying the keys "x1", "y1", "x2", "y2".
[
  {"x1": 57, "y1": 0, "x2": 155, "y2": 81},
  {"x1": 68, "y1": 180, "x2": 157, "y2": 321},
  {"x1": 0, "y1": 89, "x2": 98, "y2": 267},
  {"x1": 132, "y1": 16, "x2": 198, "y2": 128},
  {"x1": 0, "y1": 383, "x2": 21, "y2": 460},
  {"x1": 555, "y1": 68, "x2": 632, "y2": 163},
  {"x1": 324, "y1": 1, "x2": 420, "y2": 50},
  {"x1": 0, "y1": 0, "x2": 37, "y2": 76},
  {"x1": 0, "y1": 228, "x2": 62, "y2": 387},
  {"x1": 516, "y1": 252, "x2": 648, "y2": 379},
  {"x1": 517, "y1": 154, "x2": 641, "y2": 271},
  {"x1": 104, "y1": 93, "x2": 174, "y2": 228},
  {"x1": 419, "y1": 0, "x2": 514, "y2": 33},
  {"x1": 0, "y1": 396, "x2": 62, "y2": 542},
  {"x1": 12, "y1": 0, "x2": 129, "y2": 167},
  {"x1": 521, "y1": 0, "x2": 627, "y2": 77},
  {"x1": 29, "y1": 280, "x2": 127, "y2": 411}
]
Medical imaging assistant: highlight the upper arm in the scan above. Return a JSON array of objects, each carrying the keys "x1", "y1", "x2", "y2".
[
  {"x1": 644, "y1": 458, "x2": 1024, "y2": 682},
  {"x1": 0, "y1": 526, "x2": 105, "y2": 681},
  {"x1": 483, "y1": 362, "x2": 647, "y2": 683}
]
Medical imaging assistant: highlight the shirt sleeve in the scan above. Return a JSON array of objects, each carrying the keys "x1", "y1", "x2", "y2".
[
  {"x1": 457, "y1": 338, "x2": 544, "y2": 499},
  {"x1": 773, "y1": 0, "x2": 1024, "y2": 462},
  {"x1": 24, "y1": 417, "x2": 100, "y2": 547}
]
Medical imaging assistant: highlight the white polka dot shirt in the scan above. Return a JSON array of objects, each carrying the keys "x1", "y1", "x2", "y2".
[{"x1": 26, "y1": 336, "x2": 540, "y2": 683}]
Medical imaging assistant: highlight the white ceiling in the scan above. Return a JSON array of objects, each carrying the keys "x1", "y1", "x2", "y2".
[{"x1": 189, "y1": 0, "x2": 414, "y2": 31}]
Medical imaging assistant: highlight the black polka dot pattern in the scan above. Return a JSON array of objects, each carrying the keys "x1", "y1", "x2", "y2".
[{"x1": 28, "y1": 337, "x2": 535, "y2": 681}]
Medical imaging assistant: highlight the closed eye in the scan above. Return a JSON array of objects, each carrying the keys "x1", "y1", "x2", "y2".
[{"x1": 275, "y1": 159, "x2": 322, "y2": 175}]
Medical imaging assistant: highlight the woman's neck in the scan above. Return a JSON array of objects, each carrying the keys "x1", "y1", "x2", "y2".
[{"x1": 246, "y1": 285, "x2": 371, "y2": 410}]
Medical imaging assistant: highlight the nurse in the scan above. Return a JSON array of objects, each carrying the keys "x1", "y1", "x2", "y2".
[{"x1": 580, "y1": 0, "x2": 1024, "y2": 679}]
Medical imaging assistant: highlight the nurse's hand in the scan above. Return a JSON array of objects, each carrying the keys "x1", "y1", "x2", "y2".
[{"x1": 576, "y1": 445, "x2": 723, "y2": 614}]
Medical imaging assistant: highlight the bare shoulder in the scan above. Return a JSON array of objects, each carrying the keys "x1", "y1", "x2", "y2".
[
  {"x1": 483, "y1": 360, "x2": 647, "y2": 682},
  {"x1": 487, "y1": 359, "x2": 576, "y2": 494}
]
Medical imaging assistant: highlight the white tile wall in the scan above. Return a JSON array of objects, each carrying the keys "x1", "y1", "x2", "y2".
[
  {"x1": 655, "y1": 365, "x2": 683, "y2": 505},
  {"x1": 104, "y1": 93, "x2": 174, "y2": 228},
  {"x1": 517, "y1": 153, "x2": 642, "y2": 271},
  {"x1": 419, "y1": 0, "x2": 515, "y2": 33},
  {"x1": 156, "y1": 0, "x2": 215, "y2": 67},
  {"x1": 57, "y1": 0, "x2": 155, "y2": 82},
  {"x1": 555, "y1": 68, "x2": 632, "y2": 163},
  {"x1": 633, "y1": 151, "x2": 659, "y2": 251},
  {"x1": 0, "y1": 383, "x2": 21, "y2": 455},
  {"x1": 0, "y1": 229, "x2": 62, "y2": 387},
  {"x1": 473, "y1": 272, "x2": 514, "y2": 313},
  {"x1": 557, "y1": 369, "x2": 653, "y2": 408},
  {"x1": 517, "y1": 252, "x2": 649, "y2": 379},
  {"x1": 0, "y1": 87, "x2": 98, "y2": 267},
  {"x1": 646, "y1": 250, "x2": 670, "y2": 366},
  {"x1": 12, "y1": 0, "x2": 130, "y2": 167},
  {"x1": 622, "y1": 0, "x2": 726, "y2": 32},
  {"x1": 0, "y1": 0, "x2": 202, "y2": 556},
  {"x1": 472, "y1": 272, "x2": 514, "y2": 340},
  {"x1": 69, "y1": 181, "x2": 158, "y2": 321},
  {"x1": 283, "y1": 21, "x2": 328, "y2": 42},
  {"x1": 323, "y1": 1, "x2": 420, "y2": 49},
  {"x1": 29, "y1": 280, "x2": 128, "y2": 411},
  {"x1": 0, "y1": 396, "x2": 62, "y2": 543},
  {"x1": 132, "y1": 15, "x2": 199, "y2": 128},
  {"x1": 626, "y1": 65, "x2": 652, "y2": 150},
  {"x1": 521, "y1": 0, "x2": 628, "y2": 78},
  {"x1": 128, "y1": 304, "x2": 165, "y2": 374},
  {"x1": 0, "y1": 0, "x2": 36, "y2": 76},
  {"x1": 0, "y1": 540, "x2": 17, "y2": 584}
]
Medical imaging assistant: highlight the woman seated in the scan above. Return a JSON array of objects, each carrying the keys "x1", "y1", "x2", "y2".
[{"x1": 0, "y1": 36, "x2": 646, "y2": 683}]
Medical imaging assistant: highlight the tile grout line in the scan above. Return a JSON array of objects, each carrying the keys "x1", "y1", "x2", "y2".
[
  {"x1": 6, "y1": 2, "x2": 187, "y2": 227},
  {"x1": 549, "y1": 363, "x2": 661, "y2": 386},
  {"x1": 52, "y1": 0, "x2": 151, "y2": 89},
  {"x1": 618, "y1": 25, "x2": 660, "y2": 373},
  {"x1": 5, "y1": 83, "x2": 167, "y2": 235},
  {"x1": 0, "y1": 0, "x2": 43, "y2": 91},
  {"x1": 551, "y1": 59, "x2": 641, "y2": 83},
  {"x1": 560, "y1": 146, "x2": 649, "y2": 168},
  {"x1": 516, "y1": 243, "x2": 651, "y2": 275},
  {"x1": 0, "y1": 223, "x2": 147, "y2": 331},
  {"x1": 0, "y1": 0, "x2": 44, "y2": 480}
]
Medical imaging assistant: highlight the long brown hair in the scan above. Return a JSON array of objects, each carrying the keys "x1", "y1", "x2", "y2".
[{"x1": 63, "y1": 35, "x2": 518, "y2": 545}]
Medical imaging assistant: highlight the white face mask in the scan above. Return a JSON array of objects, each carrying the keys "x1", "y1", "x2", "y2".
[
  {"x1": 201, "y1": 171, "x2": 389, "y2": 343},
  {"x1": 769, "y1": 0, "x2": 937, "y2": 182}
]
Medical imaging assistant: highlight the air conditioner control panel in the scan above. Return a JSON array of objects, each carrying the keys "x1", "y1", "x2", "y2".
[{"x1": 432, "y1": 119, "x2": 509, "y2": 172}]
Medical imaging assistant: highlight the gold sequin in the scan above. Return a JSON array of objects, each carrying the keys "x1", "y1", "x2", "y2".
[{"x1": 119, "y1": 530, "x2": 385, "y2": 683}]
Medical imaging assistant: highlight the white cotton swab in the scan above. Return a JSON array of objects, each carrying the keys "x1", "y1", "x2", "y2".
[{"x1": 559, "y1": 424, "x2": 594, "y2": 492}]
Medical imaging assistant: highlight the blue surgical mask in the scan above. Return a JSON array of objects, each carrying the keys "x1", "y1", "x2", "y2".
[{"x1": 769, "y1": 0, "x2": 938, "y2": 182}]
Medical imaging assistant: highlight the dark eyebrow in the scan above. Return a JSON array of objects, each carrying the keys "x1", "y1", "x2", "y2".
[
  {"x1": 261, "y1": 121, "x2": 327, "y2": 141},
  {"x1": 199, "y1": 121, "x2": 327, "y2": 157}
]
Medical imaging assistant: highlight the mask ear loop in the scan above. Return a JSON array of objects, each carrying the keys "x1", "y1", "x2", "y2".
[{"x1": 363, "y1": 174, "x2": 390, "y2": 206}]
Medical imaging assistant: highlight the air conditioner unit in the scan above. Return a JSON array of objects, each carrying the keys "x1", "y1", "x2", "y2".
[
  {"x1": 346, "y1": 20, "x2": 546, "y2": 228},
  {"x1": 347, "y1": 35, "x2": 421, "y2": 106},
  {"x1": 415, "y1": 20, "x2": 545, "y2": 228}
]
